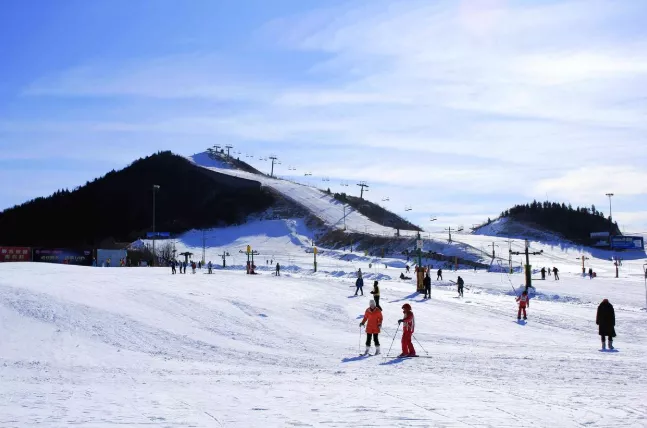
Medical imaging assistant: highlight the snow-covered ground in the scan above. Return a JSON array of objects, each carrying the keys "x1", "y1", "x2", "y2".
[{"x1": 2, "y1": 225, "x2": 646, "y2": 427}]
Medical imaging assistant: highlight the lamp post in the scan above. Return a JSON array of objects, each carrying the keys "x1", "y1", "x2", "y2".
[
  {"x1": 152, "y1": 185, "x2": 160, "y2": 266},
  {"x1": 605, "y1": 193, "x2": 614, "y2": 236}
]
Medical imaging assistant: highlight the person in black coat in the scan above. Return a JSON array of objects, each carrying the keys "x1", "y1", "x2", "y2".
[
  {"x1": 596, "y1": 299, "x2": 616, "y2": 350},
  {"x1": 423, "y1": 273, "x2": 431, "y2": 299}
]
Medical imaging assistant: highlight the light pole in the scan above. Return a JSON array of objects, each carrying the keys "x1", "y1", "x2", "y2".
[
  {"x1": 152, "y1": 185, "x2": 160, "y2": 266},
  {"x1": 605, "y1": 193, "x2": 614, "y2": 235}
]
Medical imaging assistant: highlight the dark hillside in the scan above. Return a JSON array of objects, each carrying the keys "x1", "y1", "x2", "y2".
[
  {"x1": 0, "y1": 151, "x2": 274, "y2": 247},
  {"x1": 332, "y1": 192, "x2": 422, "y2": 232},
  {"x1": 499, "y1": 201, "x2": 620, "y2": 243}
]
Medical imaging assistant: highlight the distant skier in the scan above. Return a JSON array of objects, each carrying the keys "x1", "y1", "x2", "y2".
[
  {"x1": 423, "y1": 273, "x2": 431, "y2": 299},
  {"x1": 405, "y1": 264, "x2": 410, "y2": 274},
  {"x1": 275, "y1": 262, "x2": 281, "y2": 276},
  {"x1": 359, "y1": 299, "x2": 383, "y2": 356},
  {"x1": 208, "y1": 261, "x2": 213, "y2": 274},
  {"x1": 183, "y1": 261, "x2": 187, "y2": 274},
  {"x1": 397, "y1": 303, "x2": 416, "y2": 357},
  {"x1": 198, "y1": 261, "x2": 202, "y2": 270},
  {"x1": 457, "y1": 276, "x2": 465, "y2": 298},
  {"x1": 552, "y1": 267, "x2": 559, "y2": 280},
  {"x1": 355, "y1": 276, "x2": 364, "y2": 296},
  {"x1": 516, "y1": 290, "x2": 529, "y2": 321},
  {"x1": 596, "y1": 299, "x2": 616, "y2": 350},
  {"x1": 400, "y1": 272, "x2": 411, "y2": 280},
  {"x1": 547, "y1": 267, "x2": 551, "y2": 277},
  {"x1": 437, "y1": 268, "x2": 443, "y2": 281},
  {"x1": 171, "y1": 260, "x2": 176, "y2": 274},
  {"x1": 540, "y1": 267, "x2": 546, "y2": 280},
  {"x1": 370, "y1": 281, "x2": 382, "y2": 310},
  {"x1": 588, "y1": 267, "x2": 593, "y2": 279},
  {"x1": 191, "y1": 261, "x2": 197, "y2": 274}
]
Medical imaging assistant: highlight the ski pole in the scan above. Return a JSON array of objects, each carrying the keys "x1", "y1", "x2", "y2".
[
  {"x1": 358, "y1": 325, "x2": 363, "y2": 354},
  {"x1": 385, "y1": 323, "x2": 400, "y2": 359},
  {"x1": 412, "y1": 334, "x2": 429, "y2": 355}
]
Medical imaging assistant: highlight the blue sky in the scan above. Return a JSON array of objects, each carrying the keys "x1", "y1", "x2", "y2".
[{"x1": 2, "y1": 0, "x2": 647, "y2": 233}]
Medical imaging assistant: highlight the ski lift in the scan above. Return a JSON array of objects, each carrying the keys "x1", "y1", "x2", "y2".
[
  {"x1": 382, "y1": 197, "x2": 390, "y2": 202},
  {"x1": 405, "y1": 205, "x2": 412, "y2": 211}
]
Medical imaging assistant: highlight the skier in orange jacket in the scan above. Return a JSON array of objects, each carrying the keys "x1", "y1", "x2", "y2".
[
  {"x1": 398, "y1": 303, "x2": 416, "y2": 357},
  {"x1": 360, "y1": 300, "x2": 383, "y2": 355},
  {"x1": 516, "y1": 290, "x2": 529, "y2": 320}
]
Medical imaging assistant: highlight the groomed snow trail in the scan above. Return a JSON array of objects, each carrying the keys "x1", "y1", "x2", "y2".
[{"x1": 1, "y1": 260, "x2": 645, "y2": 427}]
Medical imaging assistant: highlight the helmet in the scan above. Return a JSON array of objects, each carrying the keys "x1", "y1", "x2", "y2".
[
  {"x1": 402, "y1": 303, "x2": 412, "y2": 311},
  {"x1": 369, "y1": 300, "x2": 376, "y2": 308}
]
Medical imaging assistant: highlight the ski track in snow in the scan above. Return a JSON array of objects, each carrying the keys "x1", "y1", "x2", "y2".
[{"x1": 1, "y1": 227, "x2": 647, "y2": 427}]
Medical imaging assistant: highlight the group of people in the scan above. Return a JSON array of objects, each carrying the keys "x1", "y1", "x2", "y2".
[
  {"x1": 540, "y1": 267, "x2": 560, "y2": 280},
  {"x1": 360, "y1": 299, "x2": 416, "y2": 358},
  {"x1": 170, "y1": 260, "x2": 214, "y2": 274}
]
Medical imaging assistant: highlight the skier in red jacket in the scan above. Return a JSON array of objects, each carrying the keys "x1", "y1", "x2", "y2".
[
  {"x1": 398, "y1": 303, "x2": 416, "y2": 357},
  {"x1": 516, "y1": 290, "x2": 529, "y2": 320}
]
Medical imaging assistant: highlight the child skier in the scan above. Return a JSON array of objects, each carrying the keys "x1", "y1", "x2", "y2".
[
  {"x1": 397, "y1": 303, "x2": 416, "y2": 357},
  {"x1": 516, "y1": 290, "x2": 529, "y2": 320},
  {"x1": 359, "y1": 300, "x2": 383, "y2": 355}
]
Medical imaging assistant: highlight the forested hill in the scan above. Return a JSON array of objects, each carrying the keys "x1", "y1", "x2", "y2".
[
  {"x1": 0, "y1": 151, "x2": 274, "y2": 248},
  {"x1": 499, "y1": 201, "x2": 620, "y2": 243}
]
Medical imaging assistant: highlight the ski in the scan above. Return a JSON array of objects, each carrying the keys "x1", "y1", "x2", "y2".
[{"x1": 388, "y1": 355, "x2": 432, "y2": 359}]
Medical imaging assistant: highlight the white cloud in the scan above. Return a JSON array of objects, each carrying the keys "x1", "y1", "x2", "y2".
[{"x1": 534, "y1": 167, "x2": 647, "y2": 202}]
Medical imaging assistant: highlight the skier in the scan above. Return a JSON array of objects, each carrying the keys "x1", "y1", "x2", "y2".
[
  {"x1": 405, "y1": 264, "x2": 410, "y2": 274},
  {"x1": 397, "y1": 303, "x2": 416, "y2": 357},
  {"x1": 370, "y1": 281, "x2": 381, "y2": 310},
  {"x1": 516, "y1": 290, "x2": 529, "y2": 321},
  {"x1": 423, "y1": 272, "x2": 431, "y2": 299},
  {"x1": 596, "y1": 299, "x2": 616, "y2": 350},
  {"x1": 359, "y1": 300, "x2": 383, "y2": 356},
  {"x1": 275, "y1": 262, "x2": 281, "y2": 276},
  {"x1": 400, "y1": 272, "x2": 411, "y2": 280},
  {"x1": 354, "y1": 275, "x2": 364, "y2": 296},
  {"x1": 437, "y1": 268, "x2": 443, "y2": 281},
  {"x1": 171, "y1": 260, "x2": 176, "y2": 274},
  {"x1": 198, "y1": 261, "x2": 202, "y2": 270},
  {"x1": 457, "y1": 276, "x2": 464, "y2": 298},
  {"x1": 588, "y1": 267, "x2": 593, "y2": 279},
  {"x1": 552, "y1": 267, "x2": 559, "y2": 280},
  {"x1": 208, "y1": 261, "x2": 213, "y2": 274},
  {"x1": 183, "y1": 261, "x2": 187, "y2": 274},
  {"x1": 191, "y1": 261, "x2": 197, "y2": 274},
  {"x1": 540, "y1": 267, "x2": 546, "y2": 280},
  {"x1": 547, "y1": 267, "x2": 551, "y2": 277}
]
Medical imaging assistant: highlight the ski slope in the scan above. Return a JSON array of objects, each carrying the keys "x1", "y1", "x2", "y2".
[
  {"x1": 190, "y1": 153, "x2": 413, "y2": 236},
  {"x1": 2, "y1": 232, "x2": 646, "y2": 427}
]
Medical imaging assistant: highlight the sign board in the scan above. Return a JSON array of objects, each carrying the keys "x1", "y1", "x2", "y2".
[
  {"x1": 0, "y1": 246, "x2": 31, "y2": 262},
  {"x1": 590, "y1": 232, "x2": 610, "y2": 238},
  {"x1": 416, "y1": 240, "x2": 424, "y2": 250},
  {"x1": 32, "y1": 248, "x2": 93, "y2": 266},
  {"x1": 146, "y1": 232, "x2": 170, "y2": 238},
  {"x1": 610, "y1": 236, "x2": 644, "y2": 250}
]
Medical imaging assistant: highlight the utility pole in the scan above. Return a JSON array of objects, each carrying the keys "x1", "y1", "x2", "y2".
[
  {"x1": 219, "y1": 251, "x2": 230, "y2": 268},
  {"x1": 343, "y1": 204, "x2": 347, "y2": 230},
  {"x1": 445, "y1": 227, "x2": 455, "y2": 243},
  {"x1": 577, "y1": 255, "x2": 590, "y2": 275},
  {"x1": 488, "y1": 242, "x2": 500, "y2": 260},
  {"x1": 510, "y1": 239, "x2": 543, "y2": 289},
  {"x1": 152, "y1": 184, "x2": 160, "y2": 266},
  {"x1": 269, "y1": 156, "x2": 278, "y2": 177},
  {"x1": 505, "y1": 239, "x2": 513, "y2": 273},
  {"x1": 313, "y1": 246, "x2": 318, "y2": 272},
  {"x1": 357, "y1": 181, "x2": 369, "y2": 199},
  {"x1": 225, "y1": 145, "x2": 233, "y2": 157},
  {"x1": 606, "y1": 193, "x2": 614, "y2": 236},
  {"x1": 202, "y1": 230, "x2": 206, "y2": 264}
]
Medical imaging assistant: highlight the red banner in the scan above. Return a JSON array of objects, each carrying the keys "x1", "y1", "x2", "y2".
[{"x1": 0, "y1": 246, "x2": 31, "y2": 262}]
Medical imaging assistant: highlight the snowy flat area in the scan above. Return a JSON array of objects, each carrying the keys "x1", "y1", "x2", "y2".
[{"x1": 2, "y1": 231, "x2": 646, "y2": 427}]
